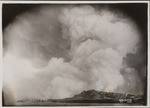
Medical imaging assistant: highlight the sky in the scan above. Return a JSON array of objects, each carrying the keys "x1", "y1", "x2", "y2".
[{"x1": 2, "y1": 4, "x2": 147, "y2": 105}]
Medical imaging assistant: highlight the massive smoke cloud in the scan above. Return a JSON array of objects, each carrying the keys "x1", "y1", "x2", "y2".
[{"x1": 3, "y1": 5, "x2": 146, "y2": 105}]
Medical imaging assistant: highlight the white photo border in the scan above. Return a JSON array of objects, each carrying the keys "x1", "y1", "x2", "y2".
[{"x1": 0, "y1": 1, "x2": 149, "y2": 108}]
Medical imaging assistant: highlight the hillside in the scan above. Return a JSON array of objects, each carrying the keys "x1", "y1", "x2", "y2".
[{"x1": 18, "y1": 90, "x2": 144, "y2": 104}]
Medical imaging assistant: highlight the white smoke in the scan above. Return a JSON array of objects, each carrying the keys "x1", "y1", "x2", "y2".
[{"x1": 3, "y1": 5, "x2": 143, "y2": 104}]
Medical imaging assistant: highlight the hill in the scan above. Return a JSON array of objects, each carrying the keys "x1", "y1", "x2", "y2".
[{"x1": 18, "y1": 89, "x2": 144, "y2": 104}]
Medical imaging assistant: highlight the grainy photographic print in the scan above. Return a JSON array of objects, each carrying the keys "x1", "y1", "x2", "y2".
[{"x1": 1, "y1": 1, "x2": 149, "y2": 107}]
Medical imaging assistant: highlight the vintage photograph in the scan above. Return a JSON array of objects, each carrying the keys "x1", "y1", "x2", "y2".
[{"x1": 2, "y1": 2, "x2": 148, "y2": 106}]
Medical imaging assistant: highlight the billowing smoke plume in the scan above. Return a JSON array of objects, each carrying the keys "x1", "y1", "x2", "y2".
[{"x1": 3, "y1": 5, "x2": 145, "y2": 105}]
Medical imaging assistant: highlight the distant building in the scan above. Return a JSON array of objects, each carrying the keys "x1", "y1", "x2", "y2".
[{"x1": 119, "y1": 99, "x2": 132, "y2": 103}]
